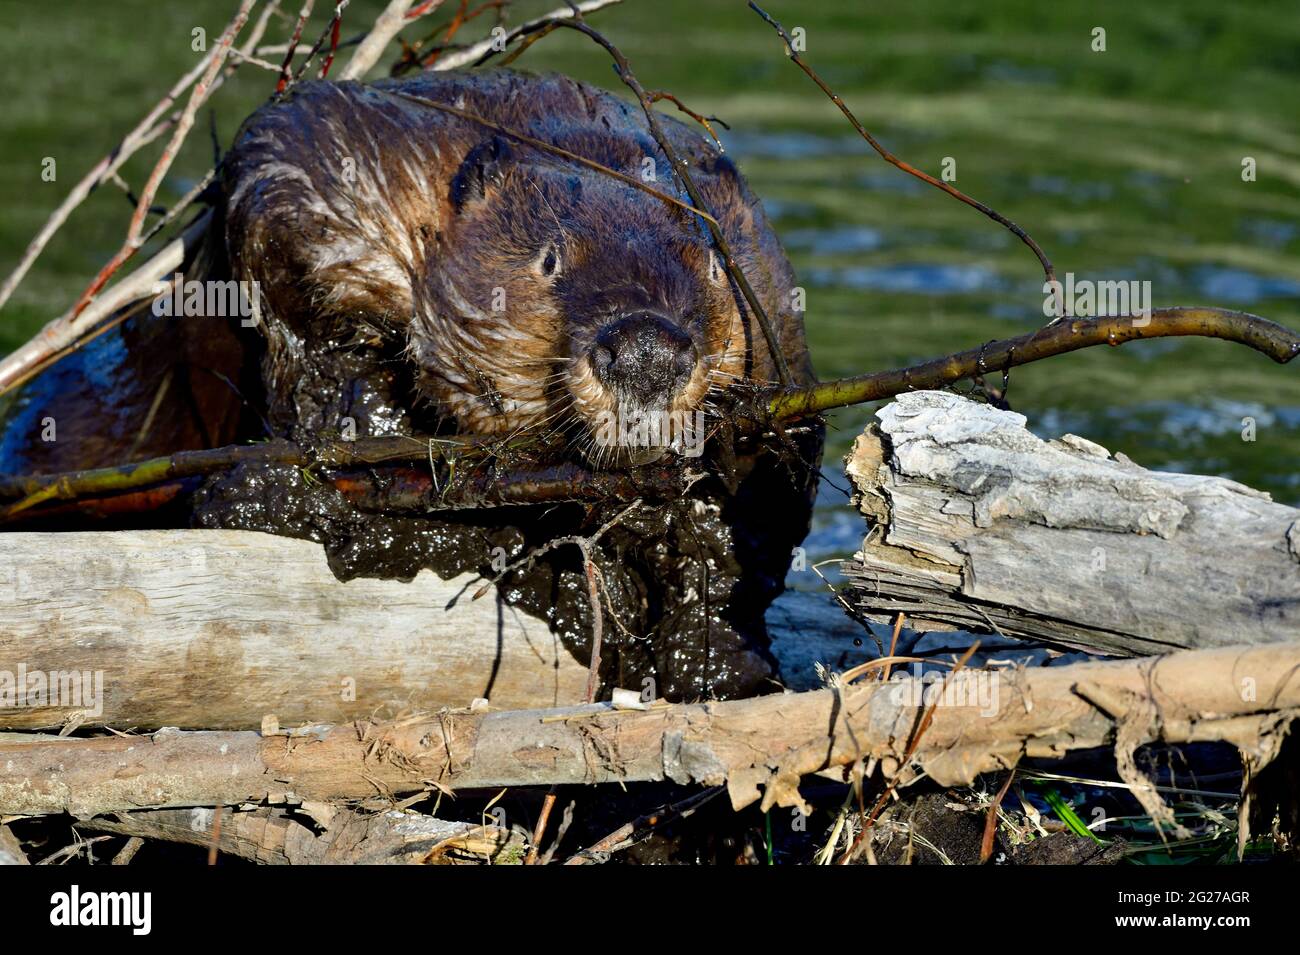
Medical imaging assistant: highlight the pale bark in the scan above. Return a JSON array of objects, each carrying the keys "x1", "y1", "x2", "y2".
[
  {"x1": 842, "y1": 391, "x2": 1300, "y2": 656},
  {"x1": 0, "y1": 529, "x2": 588, "y2": 729},
  {"x1": 2, "y1": 640, "x2": 1295, "y2": 819},
  {"x1": 0, "y1": 529, "x2": 864, "y2": 731}
]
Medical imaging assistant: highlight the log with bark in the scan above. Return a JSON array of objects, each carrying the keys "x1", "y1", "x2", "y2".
[
  {"x1": 842, "y1": 391, "x2": 1300, "y2": 656},
  {"x1": 2, "y1": 640, "x2": 1296, "y2": 837}
]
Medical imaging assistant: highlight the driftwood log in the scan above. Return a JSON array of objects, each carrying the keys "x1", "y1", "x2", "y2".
[
  {"x1": 843, "y1": 391, "x2": 1300, "y2": 656},
  {"x1": 0, "y1": 529, "x2": 587, "y2": 727},
  {"x1": 0, "y1": 529, "x2": 866, "y2": 730},
  {"x1": 2, "y1": 641, "x2": 1296, "y2": 826}
]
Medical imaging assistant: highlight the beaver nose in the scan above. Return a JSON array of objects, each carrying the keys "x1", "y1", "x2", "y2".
[{"x1": 592, "y1": 312, "x2": 696, "y2": 402}]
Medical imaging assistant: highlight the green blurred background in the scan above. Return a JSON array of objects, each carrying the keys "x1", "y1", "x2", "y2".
[{"x1": 1, "y1": 0, "x2": 1297, "y2": 518}]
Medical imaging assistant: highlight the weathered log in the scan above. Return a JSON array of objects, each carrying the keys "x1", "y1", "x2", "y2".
[
  {"x1": 2, "y1": 640, "x2": 1295, "y2": 819},
  {"x1": 80, "y1": 806, "x2": 522, "y2": 865},
  {"x1": 842, "y1": 391, "x2": 1300, "y2": 656},
  {"x1": 0, "y1": 529, "x2": 866, "y2": 730},
  {"x1": 0, "y1": 529, "x2": 588, "y2": 728}
]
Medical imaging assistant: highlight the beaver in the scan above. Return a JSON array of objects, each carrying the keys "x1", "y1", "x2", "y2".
[
  {"x1": 1, "y1": 69, "x2": 823, "y2": 699},
  {"x1": 222, "y1": 70, "x2": 814, "y2": 450}
]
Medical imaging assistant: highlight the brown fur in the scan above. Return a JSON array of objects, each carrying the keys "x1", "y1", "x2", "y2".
[{"x1": 223, "y1": 69, "x2": 815, "y2": 451}]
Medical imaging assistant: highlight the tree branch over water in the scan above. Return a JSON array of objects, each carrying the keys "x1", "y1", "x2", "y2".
[{"x1": 768, "y1": 306, "x2": 1300, "y2": 420}]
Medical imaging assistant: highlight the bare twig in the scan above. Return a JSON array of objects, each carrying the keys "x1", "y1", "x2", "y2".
[
  {"x1": 525, "y1": 792, "x2": 559, "y2": 865},
  {"x1": 207, "y1": 805, "x2": 224, "y2": 865},
  {"x1": 418, "y1": 0, "x2": 506, "y2": 69},
  {"x1": 276, "y1": 1, "x2": 315, "y2": 92},
  {"x1": 341, "y1": 0, "x2": 426, "y2": 79},
  {"x1": 36, "y1": 835, "x2": 114, "y2": 865},
  {"x1": 111, "y1": 836, "x2": 146, "y2": 866},
  {"x1": 0, "y1": 46, "x2": 211, "y2": 312},
  {"x1": 537, "y1": 800, "x2": 577, "y2": 865},
  {"x1": 66, "y1": 1, "x2": 256, "y2": 321},
  {"x1": 0, "y1": 0, "x2": 275, "y2": 316},
  {"x1": 882, "y1": 612, "x2": 905, "y2": 682},
  {"x1": 317, "y1": 2, "x2": 347, "y2": 78},
  {"x1": 0, "y1": 434, "x2": 670, "y2": 519},
  {"x1": 286, "y1": 0, "x2": 352, "y2": 89},
  {"x1": 0, "y1": 213, "x2": 211, "y2": 395},
  {"x1": 432, "y1": 0, "x2": 622, "y2": 71},
  {"x1": 748, "y1": 2, "x2": 1064, "y2": 319},
  {"x1": 980, "y1": 769, "x2": 1017, "y2": 863},
  {"x1": 646, "y1": 90, "x2": 731, "y2": 150},
  {"x1": 837, "y1": 641, "x2": 981, "y2": 864},
  {"x1": 768, "y1": 307, "x2": 1300, "y2": 421},
  {"x1": 564, "y1": 786, "x2": 725, "y2": 864},
  {"x1": 581, "y1": 542, "x2": 604, "y2": 703}
]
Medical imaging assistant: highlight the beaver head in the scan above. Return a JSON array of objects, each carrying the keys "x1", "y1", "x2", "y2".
[
  {"x1": 224, "y1": 74, "x2": 808, "y2": 462},
  {"x1": 407, "y1": 134, "x2": 747, "y2": 463}
]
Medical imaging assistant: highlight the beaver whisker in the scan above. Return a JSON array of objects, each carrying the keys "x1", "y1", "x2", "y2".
[
  {"x1": 510, "y1": 356, "x2": 575, "y2": 367},
  {"x1": 500, "y1": 393, "x2": 581, "y2": 442}
]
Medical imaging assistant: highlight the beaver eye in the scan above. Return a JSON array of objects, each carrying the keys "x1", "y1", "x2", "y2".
[{"x1": 538, "y1": 244, "x2": 561, "y2": 278}]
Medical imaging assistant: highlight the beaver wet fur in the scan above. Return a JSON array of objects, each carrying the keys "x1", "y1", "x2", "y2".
[
  {"x1": 224, "y1": 70, "x2": 815, "y2": 449},
  {"x1": 1, "y1": 69, "x2": 824, "y2": 699}
]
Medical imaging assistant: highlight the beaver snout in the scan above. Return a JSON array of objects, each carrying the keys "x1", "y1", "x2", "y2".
[{"x1": 591, "y1": 312, "x2": 697, "y2": 405}]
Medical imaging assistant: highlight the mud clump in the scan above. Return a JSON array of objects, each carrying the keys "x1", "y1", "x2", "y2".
[{"x1": 193, "y1": 418, "x2": 819, "y2": 701}]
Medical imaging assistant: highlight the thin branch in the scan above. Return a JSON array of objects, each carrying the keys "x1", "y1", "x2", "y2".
[
  {"x1": 275, "y1": 0, "x2": 315, "y2": 92},
  {"x1": 317, "y1": 1, "x2": 347, "y2": 79},
  {"x1": 646, "y1": 90, "x2": 731, "y2": 150},
  {"x1": 0, "y1": 43, "x2": 211, "y2": 312},
  {"x1": 0, "y1": 0, "x2": 296, "y2": 395},
  {"x1": 563, "y1": 786, "x2": 725, "y2": 864},
  {"x1": 525, "y1": 792, "x2": 560, "y2": 865},
  {"x1": 0, "y1": 440, "x2": 675, "y2": 521},
  {"x1": 341, "y1": 0, "x2": 425, "y2": 79},
  {"x1": 67, "y1": 1, "x2": 256, "y2": 321},
  {"x1": 0, "y1": 0, "x2": 278, "y2": 317},
  {"x1": 837, "y1": 641, "x2": 981, "y2": 864},
  {"x1": 431, "y1": 0, "x2": 622, "y2": 71},
  {"x1": 768, "y1": 307, "x2": 1300, "y2": 420},
  {"x1": 0, "y1": 213, "x2": 212, "y2": 395},
  {"x1": 286, "y1": 0, "x2": 352, "y2": 89},
  {"x1": 2, "y1": 308, "x2": 1295, "y2": 518},
  {"x1": 418, "y1": 0, "x2": 505, "y2": 69},
  {"x1": 748, "y1": 2, "x2": 1064, "y2": 320}
]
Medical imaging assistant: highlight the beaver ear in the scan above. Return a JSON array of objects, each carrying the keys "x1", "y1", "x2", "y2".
[{"x1": 451, "y1": 136, "x2": 511, "y2": 211}]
